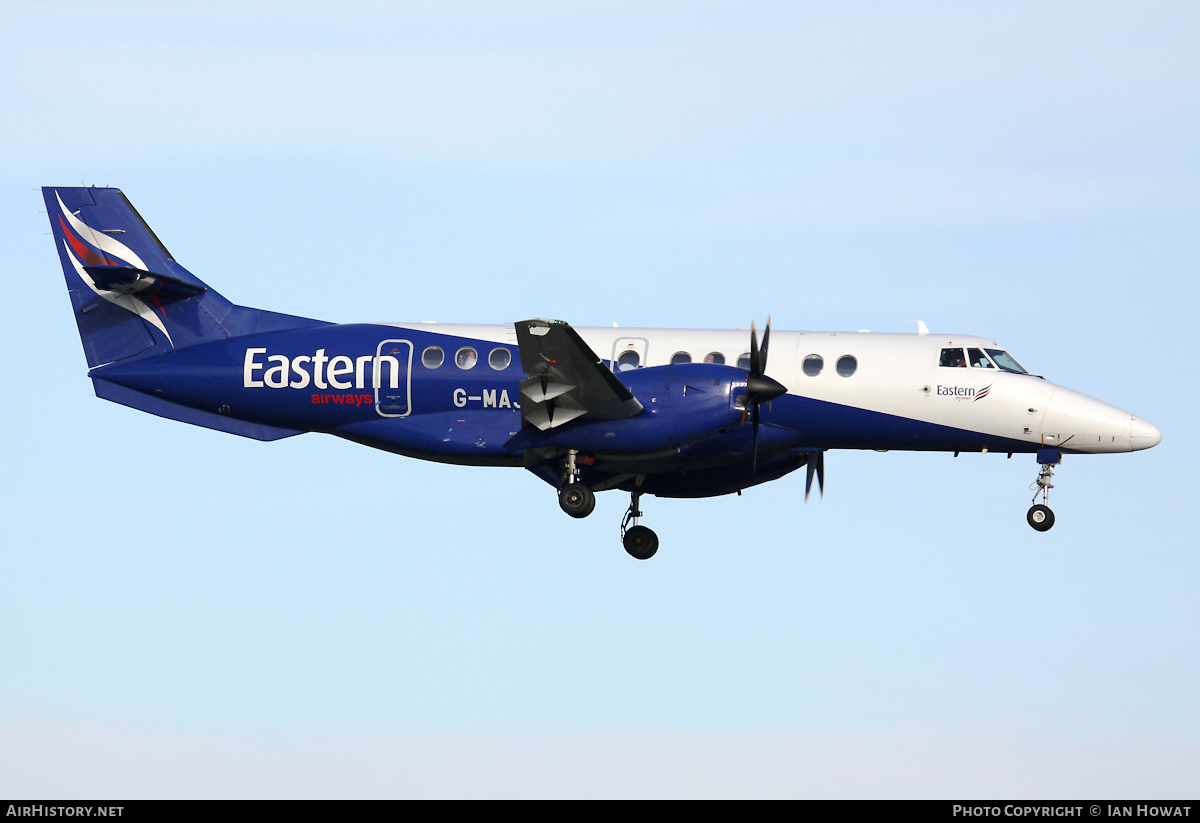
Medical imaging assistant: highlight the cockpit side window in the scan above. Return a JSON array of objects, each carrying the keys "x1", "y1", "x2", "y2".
[
  {"x1": 939, "y1": 348, "x2": 966, "y2": 368},
  {"x1": 968, "y1": 347, "x2": 995, "y2": 368},
  {"x1": 985, "y1": 348, "x2": 1028, "y2": 374}
]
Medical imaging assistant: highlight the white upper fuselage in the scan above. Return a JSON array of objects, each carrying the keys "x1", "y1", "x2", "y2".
[{"x1": 388, "y1": 322, "x2": 1161, "y2": 455}]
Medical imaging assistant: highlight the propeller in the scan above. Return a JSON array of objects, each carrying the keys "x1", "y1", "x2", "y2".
[
  {"x1": 742, "y1": 318, "x2": 787, "y2": 472},
  {"x1": 805, "y1": 450, "x2": 825, "y2": 501}
]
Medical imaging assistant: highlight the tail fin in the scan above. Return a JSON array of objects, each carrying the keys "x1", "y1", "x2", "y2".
[{"x1": 44, "y1": 186, "x2": 324, "y2": 368}]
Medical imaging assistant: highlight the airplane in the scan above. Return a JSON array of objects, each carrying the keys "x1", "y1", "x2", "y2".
[{"x1": 43, "y1": 185, "x2": 1162, "y2": 559}]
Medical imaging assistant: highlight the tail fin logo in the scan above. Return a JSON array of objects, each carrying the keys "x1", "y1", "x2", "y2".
[
  {"x1": 55, "y1": 193, "x2": 148, "y2": 270},
  {"x1": 55, "y1": 192, "x2": 173, "y2": 347},
  {"x1": 59, "y1": 214, "x2": 115, "y2": 267}
]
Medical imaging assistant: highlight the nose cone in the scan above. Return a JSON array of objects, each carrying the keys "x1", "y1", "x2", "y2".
[
  {"x1": 1041, "y1": 386, "x2": 1162, "y2": 453},
  {"x1": 1129, "y1": 415, "x2": 1162, "y2": 451},
  {"x1": 1042, "y1": 386, "x2": 1128, "y2": 451}
]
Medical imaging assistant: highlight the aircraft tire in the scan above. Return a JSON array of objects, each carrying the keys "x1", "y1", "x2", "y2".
[
  {"x1": 1027, "y1": 504, "x2": 1055, "y2": 532},
  {"x1": 623, "y1": 525, "x2": 659, "y2": 560},
  {"x1": 559, "y1": 484, "x2": 596, "y2": 518}
]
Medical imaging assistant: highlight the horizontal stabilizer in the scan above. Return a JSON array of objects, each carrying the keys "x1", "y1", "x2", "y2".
[{"x1": 83, "y1": 266, "x2": 207, "y2": 301}]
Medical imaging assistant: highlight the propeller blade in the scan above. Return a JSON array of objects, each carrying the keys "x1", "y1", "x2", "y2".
[
  {"x1": 749, "y1": 321, "x2": 761, "y2": 377},
  {"x1": 751, "y1": 404, "x2": 760, "y2": 473},
  {"x1": 805, "y1": 451, "x2": 826, "y2": 501},
  {"x1": 759, "y1": 316, "x2": 771, "y2": 374}
]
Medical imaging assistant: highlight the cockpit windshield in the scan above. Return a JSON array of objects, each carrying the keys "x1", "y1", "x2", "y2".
[
  {"x1": 967, "y1": 348, "x2": 994, "y2": 368},
  {"x1": 985, "y1": 348, "x2": 1028, "y2": 374}
]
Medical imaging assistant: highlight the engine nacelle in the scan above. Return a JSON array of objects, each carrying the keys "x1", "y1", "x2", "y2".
[{"x1": 510, "y1": 363, "x2": 746, "y2": 455}]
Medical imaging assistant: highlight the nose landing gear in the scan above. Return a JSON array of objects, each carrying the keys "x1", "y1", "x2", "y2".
[
  {"x1": 1027, "y1": 450, "x2": 1060, "y2": 532},
  {"x1": 1027, "y1": 501, "x2": 1055, "y2": 531},
  {"x1": 621, "y1": 489, "x2": 658, "y2": 560}
]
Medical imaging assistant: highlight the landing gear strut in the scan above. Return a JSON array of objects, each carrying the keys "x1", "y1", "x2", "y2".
[
  {"x1": 621, "y1": 488, "x2": 658, "y2": 560},
  {"x1": 557, "y1": 449, "x2": 595, "y2": 518},
  {"x1": 1027, "y1": 452, "x2": 1060, "y2": 532}
]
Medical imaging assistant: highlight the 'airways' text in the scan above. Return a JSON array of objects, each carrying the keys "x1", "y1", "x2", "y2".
[{"x1": 312, "y1": 393, "x2": 374, "y2": 406}]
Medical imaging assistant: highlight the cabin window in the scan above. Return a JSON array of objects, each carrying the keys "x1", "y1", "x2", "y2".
[
  {"x1": 488, "y1": 347, "x2": 511, "y2": 370},
  {"x1": 836, "y1": 355, "x2": 858, "y2": 377},
  {"x1": 803, "y1": 354, "x2": 823, "y2": 376},
  {"x1": 704, "y1": 352, "x2": 725, "y2": 365},
  {"x1": 616, "y1": 350, "x2": 640, "y2": 371},
  {"x1": 968, "y1": 347, "x2": 995, "y2": 369},
  {"x1": 455, "y1": 346, "x2": 478, "y2": 369},
  {"x1": 985, "y1": 349, "x2": 1029, "y2": 374},
  {"x1": 422, "y1": 346, "x2": 444, "y2": 369},
  {"x1": 939, "y1": 348, "x2": 966, "y2": 368},
  {"x1": 670, "y1": 351, "x2": 692, "y2": 365},
  {"x1": 737, "y1": 353, "x2": 752, "y2": 370}
]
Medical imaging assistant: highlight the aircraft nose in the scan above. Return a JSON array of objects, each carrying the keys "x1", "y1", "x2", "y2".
[{"x1": 1129, "y1": 415, "x2": 1162, "y2": 451}]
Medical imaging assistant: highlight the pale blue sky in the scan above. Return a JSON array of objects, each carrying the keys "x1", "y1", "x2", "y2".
[{"x1": 1, "y1": 1, "x2": 1196, "y2": 798}]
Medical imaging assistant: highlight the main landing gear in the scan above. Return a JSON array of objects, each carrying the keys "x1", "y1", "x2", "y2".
[
  {"x1": 1027, "y1": 452, "x2": 1060, "y2": 532},
  {"x1": 558, "y1": 484, "x2": 595, "y2": 518},
  {"x1": 555, "y1": 451, "x2": 659, "y2": 559},
  {"x1": 557, "y1": 449, "x2": 595, "y2": 518}
]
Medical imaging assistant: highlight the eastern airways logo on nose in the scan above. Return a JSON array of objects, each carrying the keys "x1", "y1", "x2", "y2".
[{"x1": 936, "y1": 383, "x2": 992, "y2": 401}]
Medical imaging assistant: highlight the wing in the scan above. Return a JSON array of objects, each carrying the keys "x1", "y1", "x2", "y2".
[{"x1": 515, "y1": 318, "x2": 643, "y2": 431}]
